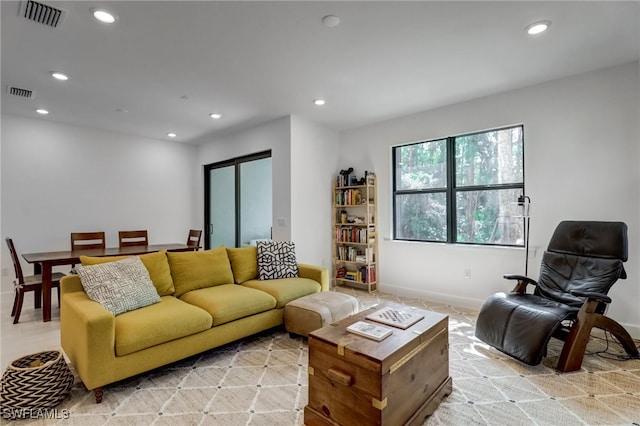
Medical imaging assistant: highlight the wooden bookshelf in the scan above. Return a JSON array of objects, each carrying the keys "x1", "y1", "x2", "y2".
[{"x1": 333, "y1": 172, "x2": 378, "y2": 292}]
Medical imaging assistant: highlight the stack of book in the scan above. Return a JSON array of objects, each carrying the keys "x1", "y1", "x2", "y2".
[
  {"x1": 365, "y1": 307, "x2": 424, "y2": 329},
  {"x1": 346, "y1": 321, "x2": 392, "y2": 341}
]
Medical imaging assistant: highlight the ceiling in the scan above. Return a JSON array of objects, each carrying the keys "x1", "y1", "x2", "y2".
[{"x1": 2, "y1": 1, "x2": 639, "y2": 144}]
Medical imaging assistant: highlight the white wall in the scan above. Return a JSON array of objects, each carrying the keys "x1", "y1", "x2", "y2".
[
  {"x1": 340, "y1": 62, "x2": 640, "y2": 336},
  {"x1": 196, "y1": 117, "x2": 292, "y2": 243},
  {"x1": 290, "y1": 116, "x2": 340, "y2": 268},
  {"x1": 1, "y1": 114, "x2": 198, "y2": 287}
]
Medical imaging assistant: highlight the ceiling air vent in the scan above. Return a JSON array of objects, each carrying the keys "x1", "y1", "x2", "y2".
[
  {"x1": 19, "y1": 0, "x2": 66, "y2": 28},
  {"x1": 6, "y1": 85, "x2": 35, "y2": 99}
]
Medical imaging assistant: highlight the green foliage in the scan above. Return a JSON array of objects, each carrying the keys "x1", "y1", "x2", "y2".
[
  {"x1": 395, "y1": 127, "x2": 524, "y2": 245},
  {"x1": 397, "y1": 139, "x2": 446, "y2": 190},
  {"x1": 396, "y1": 193, "x2": 446, "y2": 241}
]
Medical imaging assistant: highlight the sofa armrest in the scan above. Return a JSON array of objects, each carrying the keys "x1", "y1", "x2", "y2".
[
  {"x1": 60, "y1": 274, "x2": 85, "y2": 296},
  {"x1": 60, "y1": 276, "x2": 116, "y2": 390},
  {"x1": 298, "y1": 263, "x2": 329, "y2": 292}
]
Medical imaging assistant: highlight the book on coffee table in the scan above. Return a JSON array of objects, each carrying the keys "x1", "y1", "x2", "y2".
[
  {"x1": 347, "y1": 321, "x2": 393, "y2": 341},
  {"x1": 365, "y1": 307, "x2": 424, "y2": 329}
]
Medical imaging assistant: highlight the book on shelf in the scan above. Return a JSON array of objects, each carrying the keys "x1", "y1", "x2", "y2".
[
  {"x1": 344, "y1": 271, "x2": 358, "y2": 281},
  {"x1": 365, "y1": 307, "x2": 424, "y2": 329},
  {"x1": 346, "y1": 321, "x2": 392, "y2": 341},
  {"x1": 336, "y1": 226, "x2": 371, "y2": 244},
  {"x1": 336, "y1": 189, "x2": 364, "y2": 205}
]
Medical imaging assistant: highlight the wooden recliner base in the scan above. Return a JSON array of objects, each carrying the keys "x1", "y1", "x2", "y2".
[{"x1": 556, "y1": 299, "x2": 639, "y2": 373}]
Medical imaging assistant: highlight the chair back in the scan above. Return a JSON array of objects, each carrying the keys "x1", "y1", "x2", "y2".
[
  {"x1": 5, "y1": 238, "x2": 25, "y2": 284},
  {"x1": 118, "y1": 230, "x2": 149, "y2": 247},
  {"x1": 186, "y1": 229, "x2": 202, "y2": 248},
  {"x1": 71, "y1": 232, "x2": 106, "y2": 251},
  {"x1": 535, "y1": 221, "x2": 627, "y2": 308}
]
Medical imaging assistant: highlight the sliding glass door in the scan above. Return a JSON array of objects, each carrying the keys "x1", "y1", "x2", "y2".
[
  {"x1": 204, "y1": 151, "x2": 272, "y2": 249},
  {"x1": 239, "y1": 156, "x2": 272, "y2": 246},
  {"x1": 208, "y1": 164, "x2": 236, "y2": 248}
]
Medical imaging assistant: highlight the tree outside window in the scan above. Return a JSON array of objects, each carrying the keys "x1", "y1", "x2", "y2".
[{"x1": 393, "y1": 125, "x2": 524, "y2": 246}]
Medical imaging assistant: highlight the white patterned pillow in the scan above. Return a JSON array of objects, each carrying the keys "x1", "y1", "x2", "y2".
[
  {"x1": 257, "y1": 241, "x2": 299, "y2": 280},
  {"x1": 77, "y1": 256, "x2": 161, "y2": 315}
]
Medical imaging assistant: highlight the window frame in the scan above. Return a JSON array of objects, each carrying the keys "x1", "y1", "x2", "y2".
[{"x1": 392, "y1": 124, "x2": 525, "y2": 247}]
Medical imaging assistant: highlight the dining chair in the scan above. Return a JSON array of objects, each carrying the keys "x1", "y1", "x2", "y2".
[
  {"x1": 186, "y1": 229, "x2": 202, "y2": 250},
  {"x1": 71, "y1": 232, "x2": 106, "y2": 251},
  {"x1": 70, "y1": 231, "x2": 106, "y2": 271},
  {"x1": 6, "y1": 238, "x2": 65, "y2": 324},
  {"x1": 118, "y1": 230, "x2": 149, "y2": 247}
]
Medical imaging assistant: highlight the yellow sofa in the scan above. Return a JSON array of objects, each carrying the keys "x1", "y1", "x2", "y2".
[{"x1": 60, "y1": 246, "x2": 328, "y2": 403}]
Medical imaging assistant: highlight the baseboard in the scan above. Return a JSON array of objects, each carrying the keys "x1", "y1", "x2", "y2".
[
  {"x1": 380, "y1": 283, "x2": 640, "y2": 340},
  {"x1": 380, "y1": 282, "x2": 485, "y2": 312},
  {"x1": 618, "y1": 323, "x2": 640, "y2": 340}
]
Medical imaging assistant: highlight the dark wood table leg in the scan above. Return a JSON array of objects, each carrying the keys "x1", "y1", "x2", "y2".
[
  {"x1": 41, "y1": 263, "x2": 52, "y2": 322},
  {"x1": 33, "y1": 263, "x2": 43, "y2": 308}
]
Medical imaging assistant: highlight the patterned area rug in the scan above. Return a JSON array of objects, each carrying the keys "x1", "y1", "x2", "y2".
[{"x1": 3, "y1": 288, "x2": 640, "y2": 425}]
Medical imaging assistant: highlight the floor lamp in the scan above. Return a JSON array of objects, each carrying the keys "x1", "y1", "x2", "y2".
[{"x1": 518, "y1": 195, "x2": 531, "y2": 275}]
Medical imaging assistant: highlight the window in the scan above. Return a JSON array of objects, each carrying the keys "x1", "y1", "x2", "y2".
[{"x1": 393, "y1": 125, "x2": 524, "y2": 246}]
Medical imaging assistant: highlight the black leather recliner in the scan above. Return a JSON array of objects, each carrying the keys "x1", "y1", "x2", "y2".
[{"x1": 475, "y1": 220, "x2": 639, "y2": 372}]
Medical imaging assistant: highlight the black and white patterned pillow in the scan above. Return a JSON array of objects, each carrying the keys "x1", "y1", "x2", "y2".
[
  {"x1": 77, "y1": 256, "x2": 161, "y2": 315},
  {"x1": 256, "y1": 241, "x2": 299, "y2": 280}
]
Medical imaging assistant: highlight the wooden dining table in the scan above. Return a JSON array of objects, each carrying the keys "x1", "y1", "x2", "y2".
[{"x1": 22, "y1": 243, "x2": 197, "y2": 322}]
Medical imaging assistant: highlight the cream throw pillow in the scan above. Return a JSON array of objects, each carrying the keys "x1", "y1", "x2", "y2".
[
  {"x1": 76, "y1": 256, "x2": 161, "y2": 315},
  {"x1": 80, "y1": 249, "x2": 175, "y2": 296}
]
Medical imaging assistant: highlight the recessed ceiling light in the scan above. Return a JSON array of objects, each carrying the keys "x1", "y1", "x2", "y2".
[
  {"x1": 209, "y1": 113, "x2": 222, "y2": 119},
  {"x1": 314, "y1": 99, "x2": 326, "y2": 106},
  {"x1": 167, "y1": 133, "x2": 177, "y2": 138},
  {"x1": 50, "y1": 72, "x2": 69, "y2": 81},
  {"x1": 93, "y1": 9, "x2": 117, "y2": 24},
  {"x1": 36, "y1": 108, "x2": 49, "y2": 115},
  {"x1": 322, "y1": 15, "x2": 340, "y2": 27},
  {"x1": 526, "y1": 20, "x2": 551, "y2": 35}
]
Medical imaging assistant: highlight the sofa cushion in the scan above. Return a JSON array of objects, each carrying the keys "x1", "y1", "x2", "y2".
[
  {"x1": 226, "y1": 246, "x2": 258, "y2": 284},
  {"x1": 256, "y1": 241, "x2": 299, "y2": 280},
  {"x1": 242, "y1": 277, "x2": 321, "y2": 308},
  {"x1": 167, "y1": 247, "x2": 234, "y2": 297},
  {"x1": 115, "y1": 296, "x2": 213, "y2": 356},
  {"x1": 76, "y1": 257, "x2": 161, "y2": 315},
  {"x1": 180, "y1": 284, "x2": 276, "y2": 326},
  {"x1": 80, "y1": 250, "x2": 175, "y2": 296}
]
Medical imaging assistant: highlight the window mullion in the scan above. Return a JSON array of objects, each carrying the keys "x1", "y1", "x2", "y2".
[{"x1": 446, "y1": 137, "x2": 455, "y2": 243}]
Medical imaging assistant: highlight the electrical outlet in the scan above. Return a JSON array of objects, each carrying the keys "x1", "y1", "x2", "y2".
[
  {"x1": 1, "y1": 267, "x2": 8, "y2": 277},
  {"x1": 464, "y1": 268, "x2": 471, "y2": 279}
]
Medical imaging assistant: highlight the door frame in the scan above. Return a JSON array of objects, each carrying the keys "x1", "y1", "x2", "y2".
[{"x1": 204, "y1": 150, "x2": 272, "y2": 249}]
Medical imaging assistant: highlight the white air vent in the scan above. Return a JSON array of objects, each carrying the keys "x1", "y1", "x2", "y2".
[
  {"x1": 6, "y1": 85, "x2": 35, "y2": 99},
  {"x1": 19, "y1": 0, "x2": 66, "y2": 28}
]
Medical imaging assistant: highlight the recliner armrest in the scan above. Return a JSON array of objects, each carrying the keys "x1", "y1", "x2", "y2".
[
  {"x1": 570, "y1": 290, "x2": 612, "y2": 304},
  {"x1": 503, "y1": 274, "x2": 538, "y2": 286},
  {"x1": 503, "y1": 274, "x2": 538, "y2": 293}
]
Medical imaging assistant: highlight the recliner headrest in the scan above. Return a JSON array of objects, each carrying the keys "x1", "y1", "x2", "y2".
[{"x1": 548, "y1": 221, "x2": 628, "y2": 261}]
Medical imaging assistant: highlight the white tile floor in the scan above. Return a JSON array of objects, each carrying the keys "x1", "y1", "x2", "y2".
[{"x1": 1, "y1": 290, "x2": 62, "y2": 371}]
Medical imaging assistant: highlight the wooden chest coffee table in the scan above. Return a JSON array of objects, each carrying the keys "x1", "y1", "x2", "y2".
[{"x1": 305, "y1": 302, "x2": 451, "y2": 426}]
